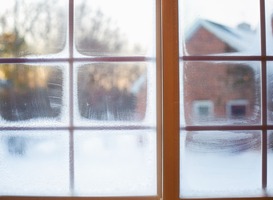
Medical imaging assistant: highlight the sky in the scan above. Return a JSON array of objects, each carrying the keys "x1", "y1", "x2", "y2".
[{"x1": 181, "y1": 0, "x2": 262, "y2": 30}]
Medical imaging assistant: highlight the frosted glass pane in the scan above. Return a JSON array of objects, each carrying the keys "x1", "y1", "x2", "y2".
[
  {"x1": 182, "y1": 61, "x2": 261, "y2": 126},
  {"x1": 180, "y1": 131, "x2": 262, "y2": 198},
  {"x1": 75, "y1": 0, "x2": 155, "y2": 56},
  {"x1": 74, "y1": 130, "x2": 157, "y2": 196},
  {"x1": 267, "y1": 62, "x2": 273, "y2": 124},
  {"x1": 0, "y1": 64, "x2": 68, "y2": 126},
  {"x1": 268, "y1": 132, "x2": 273, "y2": 195},
  {"x1": 266, "y1": 0, "x2": 273, "y2": 55},
  {"x1": 179, "y1": 0, "x2": 260, "y2": 56},
  {"x1": 76, "y1": 63, "x2": 148, "y2": 122},
  {"x1": 0, "y1": 0, "x2": 67, "y2": 57},
  {"x1": 0, "y1": 131, "x2": 69, "y2": 196}
]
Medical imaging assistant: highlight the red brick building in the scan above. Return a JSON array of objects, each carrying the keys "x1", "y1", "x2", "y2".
[{"x1": 183, "y1": 19, "x2": 260, "y2": 125}]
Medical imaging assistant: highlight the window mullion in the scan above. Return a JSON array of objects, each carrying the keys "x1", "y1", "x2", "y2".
[{"x1": 161, "y1": 0, "x2": 180, "y2": 199}]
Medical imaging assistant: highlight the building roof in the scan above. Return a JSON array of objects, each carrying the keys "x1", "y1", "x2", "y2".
[{"x1": 185, "y1": 19, "x2": 258, "y2": 54}]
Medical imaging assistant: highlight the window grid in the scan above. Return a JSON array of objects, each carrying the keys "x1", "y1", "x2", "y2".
[
  {"x1": 0, "y1": 0, "x2": 160, "y2": 199},
  {"x1": 179, "y1": 0, "x2": 271, "y2": 196}
]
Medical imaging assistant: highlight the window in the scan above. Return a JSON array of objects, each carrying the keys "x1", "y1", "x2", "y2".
[
  {"x1": 0, "y1": 0, "x2": 159, "y2": 198},
  {"x1": 227, "y1": 99, "x2": 248, "y2": 119},
  {"x1": 192, "y1": 100, "x2": 213, "y2": 122},
  {"x1": 1, "y1": 0, "x2": 273, "y2": 200},
  {"x1": 180, "y1": 0, "x2": 273, "y2": 199}
]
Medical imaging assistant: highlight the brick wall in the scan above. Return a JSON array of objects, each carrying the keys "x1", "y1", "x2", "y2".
[{"x1": 183, "y1": 27, "x2": 258, "y2": 124}]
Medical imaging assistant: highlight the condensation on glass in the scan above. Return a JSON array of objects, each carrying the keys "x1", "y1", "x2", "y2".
[
  {"x1": 179, "y1": 0, "x2": 261, "y2": 56},
  {"x1": 267, "y1": 62, "x2": 273, "y2": 124},
  {"x1": 74, "y1": 130, "x2": 157, "y2": 196},
  {"x1": 0, "y1": 0, "x2": 67, "y2": 57},
  {"x1": 179, "y1": 0, "x2": 269, "y2": 198},
  {"x1": 182, "y1": 61, "x2": 261, "y2": 126},
  {"x1": 0, "y1": 131, "x2": 70, "y2": 196},
  {"x1": 268, "y1": 131, "x2": 273, "y2": 196},
  {"x1": 266, "y1": 0, "x2": 273, "y2": 55},
  {"x1": 74, "y1": 0, "x2": 155, "y2": 56},
  {"x1": 180, "y1": 130, "x2": 262, "y2": 198},
  {"x1": 0, "y1": 0, "x2": 157, "y2": 197},
  {"x1": 76, "y1": 63, "x2": 147, "y2": 122},
  {"x1": 0, "y1": 64, "x2": 68, "y2": 126}
]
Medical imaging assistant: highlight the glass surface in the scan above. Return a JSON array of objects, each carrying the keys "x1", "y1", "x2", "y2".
[
  {"x1": 179, "y1": 0, "x2": 260, "y2": 56},
  {"x1": 75, "y1": 62, "x2": 156, "y2": 124},
  {"x1": 180, "y1": 131, "x2": 262, "y2": 198},
  {"x1": 267, "y1": 62, "x2": 273, "y2": 124},
  {"x1": 0, "y1": 0, "x2": 67, "y2": 57},
  {"x1": 0, "y1": 64, "x2": 68, "y2": 126},
  {"x1": 74, "y1": 130, "x2": 157, "y2": 196},
  {"x1": 269, "y1": 132, "x2": 273, "y2": 196},
  {"x1": 182, "y1": 61, "x2": 261, "y2": 125},
  {"x1": 75, "y1": 0, "x2": 155, "y2": 56},
  {"x1": 0, "y1": 131, "x2": 69, "y2": 196},
  {"x1": 266, "y1": 0, "x2": 273, "y2": 55}
]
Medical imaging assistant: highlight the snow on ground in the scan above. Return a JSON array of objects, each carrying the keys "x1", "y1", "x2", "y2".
[
  {"x1": 0, "y1": 130, "x2": 157, "y2": 196},
  {"x1": 180, "y1": 132, "x2": 273, "y2": 198},
  {"x1": 1, "y1": 130, "x2": 273, "y2": 197}
]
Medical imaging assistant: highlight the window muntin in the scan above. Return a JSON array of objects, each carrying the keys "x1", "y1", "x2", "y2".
[{"x1": 0, "y1": 0, "x2": 158, "y2": 197}]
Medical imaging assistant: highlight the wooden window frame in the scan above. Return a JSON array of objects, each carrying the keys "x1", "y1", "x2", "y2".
[{"x1": 2, "y1": 0, "x2": 273, "y2": 200}]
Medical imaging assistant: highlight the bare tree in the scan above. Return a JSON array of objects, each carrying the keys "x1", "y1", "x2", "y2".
[{"x1": 0, "y1": 0, "x2": 146, "y2": 121}]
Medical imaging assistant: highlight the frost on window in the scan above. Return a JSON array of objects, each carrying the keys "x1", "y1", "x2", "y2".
[
  {"x1": 77, "y1": 63, "x2": 147, "y2": 121},
  {"x1": 180, "y1": 131, "x2": 262, "y2": 198},
  {"x1": 74, "y1": 130, "x2": 157, "y2": 196},
  {"x1": 192, "y1": 100, "x2": 213, "y2": 122},
  {"x1": 180, "y1": 0, "x2": 260, "y2": 56},
  {"x1": 0, "y1": 0, "x2": 67, "y2": 57},
  {"x1": 0, "y1": 131, "x2": 69, "y2": 196},
  {"x1": 266, "y1": 0, "x2": 273, "y2": 55},
  {"x1": 183, "y1": 61, "x2": 261, "y2": 125},
  {"x1": 75, "y1": 0, "x2": 155, "y2": 56},
  {"x1": 268, "y1": 132, "x2": 273, "y2": 196},
  {"x1": 0, "y1": 64, "x2": 64, "y2": 122}
]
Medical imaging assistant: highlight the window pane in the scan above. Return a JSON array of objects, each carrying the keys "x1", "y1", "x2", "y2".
[
  {"x1": 267, "y1": 62, "x2": 273, "y2": 124},
  {"x1": 0, "y1": 131, "x2": 69, "y2": 196},
  {"x1": 0, "y1": 64, "x2": 68, "y2": 126},
  {"x1": 75, "y1": 0, "x2": 155, "y2": 56},
  {"x1": 269, "y1": 131, "x2": 273, "y2": 196},
  {"x1": 182, "y1": 61, "x2": 261, "y2": 125},
  {"x1": 0, "y1": 0, "x2": 67, "y2": 57},
  {"x1": 74, "y1": 130, "x2": 157, "y2": 196},
  {"x1": 180, "y1": 131, "x2": 262, "y2": 198},
  {"x1": 179, "y1": 0, "x2": 260, "y2": 56},
  {"x1": 266, "y1": 0, "x2": 273, "y2": 55},
  {"x1": 75, "y1": 62, "x2": 156, "y2": 125}
]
